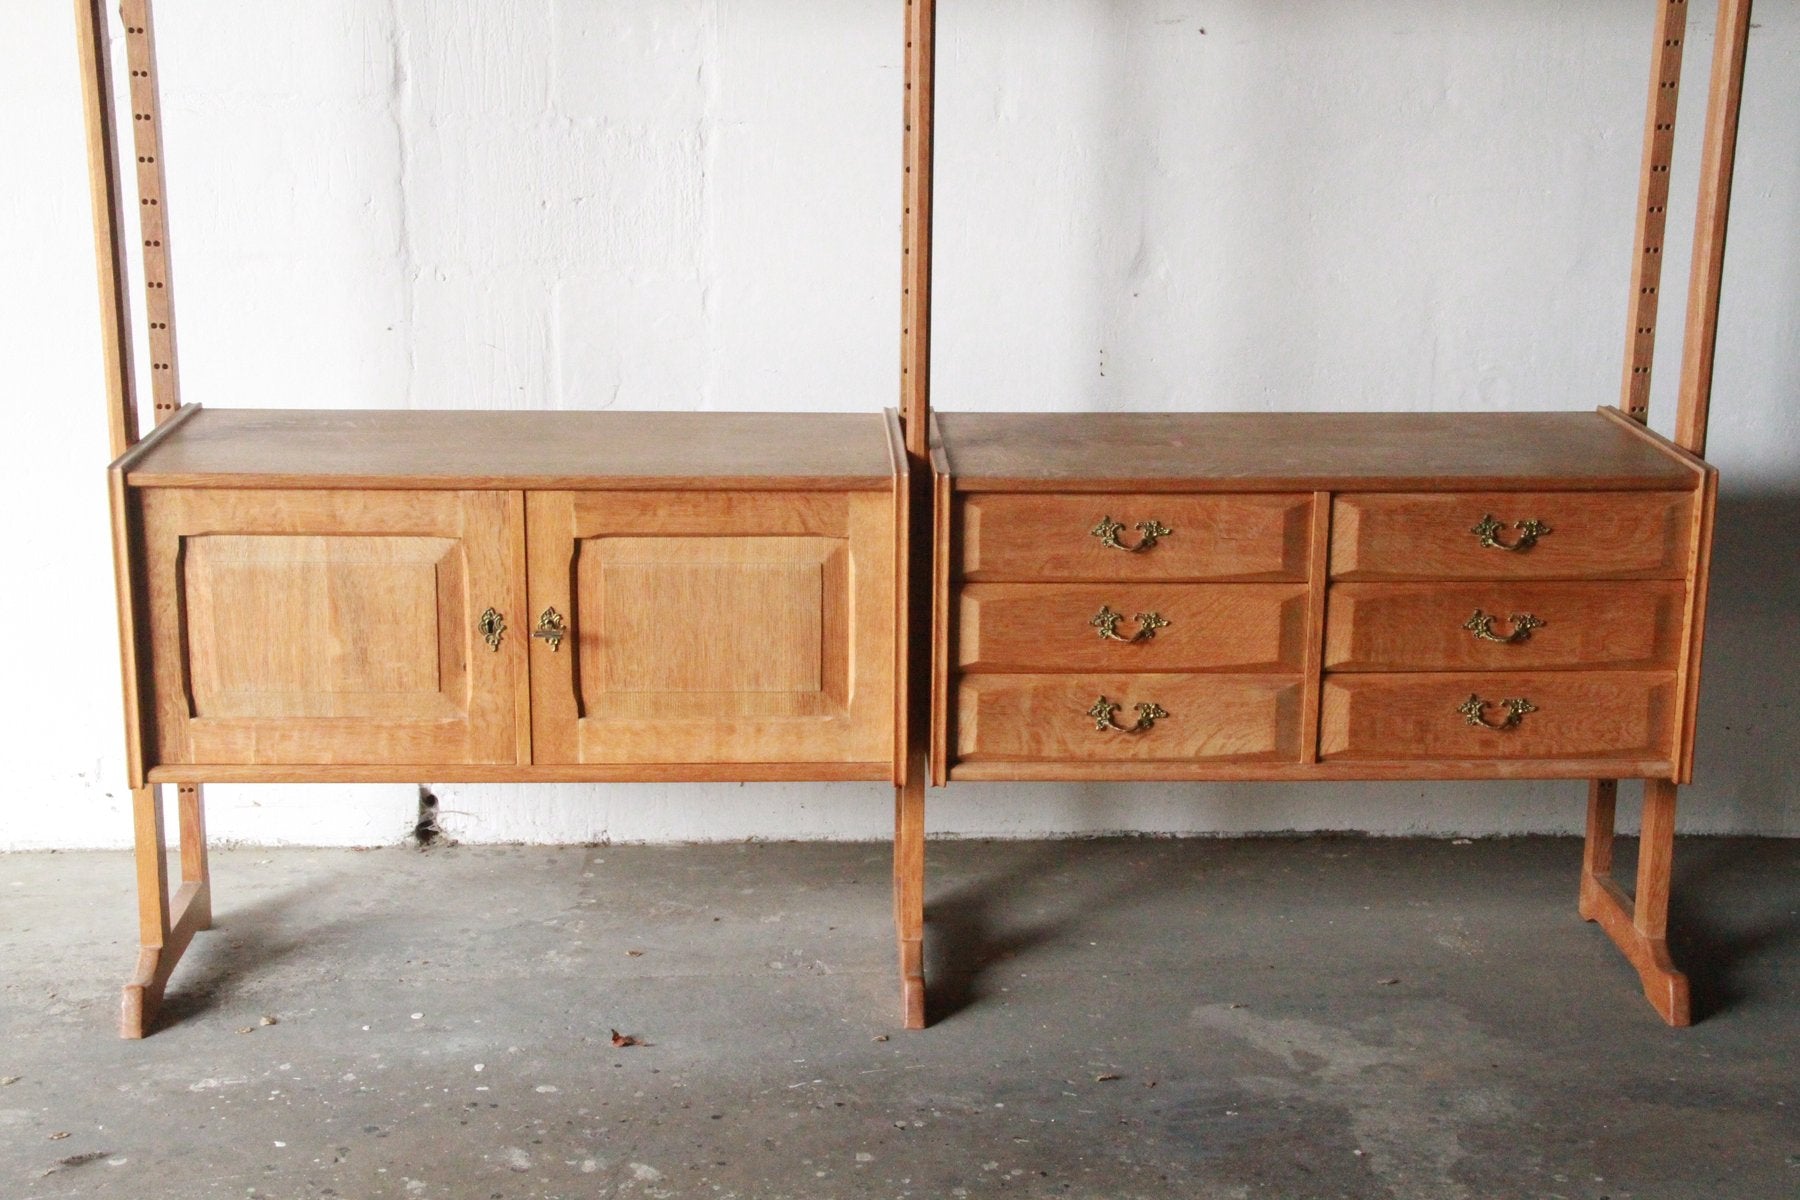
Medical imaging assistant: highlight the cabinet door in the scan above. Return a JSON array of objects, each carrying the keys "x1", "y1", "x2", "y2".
[
  {"x1": 138, "y1": 489, "x2": 528, "y2": 768},
  {"x1": 526, "y1": 491, "x2": 895, "y2": 766}
]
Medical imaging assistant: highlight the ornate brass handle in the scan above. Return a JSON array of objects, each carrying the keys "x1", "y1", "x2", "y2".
[
  {"x1": 478, "y1": 607, "x2": 507, "y2": 652},
  {"x1": 1463, "y1": 609, "x2": 1544, "y2": 645},
  {"x1": 532, "y1": 607, "x2": 568, "y2": 652},
  {"x1": 1456, "y1": 694, "x2": 1537, "y2": 731},
  {"x1": 1471, "y1": 514, "x2": 1550, "y2": 552},
  {"x1": 1088, "y1": 696, "x2": 1169, "y2": 734},
  {"x1": 1089, "y1": 605, "x2": 1171, "y2": 643},
  {"x1": 1091, "y1": 515, "x2": 1172, "y2": 553}
]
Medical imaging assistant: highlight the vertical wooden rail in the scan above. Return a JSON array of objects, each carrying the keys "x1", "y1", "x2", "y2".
[
  {"x1": 76, "y1": 0, "x2": 212, "y2": 1037},
  {"x1": 1584, "y1": 0, "x2": 1752, "y2": 1027},
  {"x1": 1675, "y1": 0, "x2": 1754, "y2": 456},
  {"x1": 74, "y1": 0, "x2": 140, "y2": 458},
  {"x1": 119, "y1": 0, "x2": 183, "y2": 421},
  {"x1": 892, "y1": 0, "x2": 937, "y2": 1029},
  {"x1": 900, "y1": 0, "x2": 936, "y2": 459},
  {"x1": 1617, "y1": 0, "x2": 1690, "y2": 423}
]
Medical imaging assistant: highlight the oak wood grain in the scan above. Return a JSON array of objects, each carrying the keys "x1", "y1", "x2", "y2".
[
  {"x1": 138, "y1": 488, "x2": 527, "y2": 767},
  {"x1": 935, "y1": 411, "x2": 1698, "y2": 492},
  {"x1": 1324, "y1": 581, "x2": 1688, "y2": 672},
  {"x1": 957, "y1": 583, "x2": 1308, "y2": 673},
  {"x1": 1675, "y1": 0, "x2": 1755, "y2": 456},
  {"x1": 948, "y1": 759, "x2": 1675, "y2": 783},
  {"x1": 1330, "y1": 492, "x2": 1695, "y2": 580},
  {"x1": 1319, "y1": 672, "x2": 1677, "y2": 763},
  {"x1": 957, "y1": 674, "x2": 1302, "y2": 763},
  {"x1": 121, "y1": 409, "x2": 900, "y2": 491},
  {"x1": 526, "y1": 490, "x2": 896, "y2": 767},
  {"x1": 147, "y1": 762, "x2": 894, "y2": 784},
  {"x1": 961, "y1": 492, "x2": 1312, "y2": 582}
]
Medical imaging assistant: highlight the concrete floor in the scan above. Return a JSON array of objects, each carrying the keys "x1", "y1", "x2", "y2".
[{"x1": 1, "y1": 837, "x2": 1795, "y2": 1200}]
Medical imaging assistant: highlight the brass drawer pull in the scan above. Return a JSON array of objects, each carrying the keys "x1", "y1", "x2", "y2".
[
  {"x1": 1090, "y1": 605, "x2": 1170, "y2": 643},
  {"x1": 1471, "y1": 514, "x2": 1550, "y2": 552},
  {"x1": 1463, "y1": 609, "x2": 1544, "y2": 645},
  {"x1": 1091, "y1": 515, "x2": 1172, "y2": 553},
  {"x1": 532, "y1": 607, "x2": 568, "y2": 652},
  {"x1": 478, "y1": 607, "x2": 507, "y2": 652},
  {"x1": 1088, "y1": 696, "x2": 1169, "y2": 733},
  {"x1": 1456, "y1": 694, "x2": 1537, "y2": 731}
]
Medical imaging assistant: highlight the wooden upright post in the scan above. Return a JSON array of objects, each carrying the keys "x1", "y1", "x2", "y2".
[
  {"x1": 1583, "y1": 0, "x2": 1753, "y2": 1027},
  {"x1": 892, "y1": 0, "x2": 937, "y2": 1029},
  {"x1": 74, "y1": 0, "x2": 140, "y2": 458},
  {"x1": 900, "y1": 0, "x2": 936, "y2": 460},
  {"x1": 1675, "y1": 0, "x2": 1754, "y2": 456},
  {"x1": 1616, "y1": 0, "x2": 1690, "y2": 425},
  {"x1": 76, "y1": 0, "x2": 213, "y2": 1037}
]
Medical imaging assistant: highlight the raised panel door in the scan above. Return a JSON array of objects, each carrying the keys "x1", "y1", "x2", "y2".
[
  {"x1": 526, "y1": 491, "x2": 895, "y2": 766},
  {"x1": 137, "y1": 489, "x2": 528, "y2": 767}
]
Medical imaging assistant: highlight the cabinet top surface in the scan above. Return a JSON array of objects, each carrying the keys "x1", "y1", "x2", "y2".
[
  {"x1": 120, "y1": 408, "x2": 900, "y2": 490},
  {"x1": 934, "y1": 410, "x2": 1702, "y2": 492}
]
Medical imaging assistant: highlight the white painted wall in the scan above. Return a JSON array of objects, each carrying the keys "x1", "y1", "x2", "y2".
[{"x1": 4, "y1": 1, "x2": 1795, "y2": 849}]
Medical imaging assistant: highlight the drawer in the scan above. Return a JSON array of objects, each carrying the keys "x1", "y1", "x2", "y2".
[
  {"x1": 957, "y1": 674, "x2": 1302, "y2": 762},
  {"x1": 958, "y1": 583, "x2": 1309, "y2": 673},
  {"x1": 960, "y1": 493, "x2": 1313, "y2": 582},
  {"x1": 1319, "y1": 673, "x2": 1677, "y2": 763},
  {"x1": 1330, "y1": 492, "x2": 1694, "y2": 580},
  {"x1": 1323, "y1": 582, "x2": 1687, "y2": 672}
]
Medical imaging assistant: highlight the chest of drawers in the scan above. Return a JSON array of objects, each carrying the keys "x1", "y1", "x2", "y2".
[{"x1": 929, "y1": 410, "x2": 1714, "y2": 786}]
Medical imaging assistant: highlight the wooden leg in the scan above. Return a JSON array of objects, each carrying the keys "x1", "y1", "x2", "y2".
[
  {"x1": 121, "y1": 783, "x2": 212, "y2": 1038},
  {"x1": 894, "y1": 753, "x2": 926, "y2": 1030},
  {"x1": 1578, "y1": 778, "x2": 1618, "y2": 921},
  {"x1": 1578, "y1": 778, "x2": 1691, "y2": 1026},
  {"x1": 176, "y1": 783, "x2": 211, "y2": 928}
]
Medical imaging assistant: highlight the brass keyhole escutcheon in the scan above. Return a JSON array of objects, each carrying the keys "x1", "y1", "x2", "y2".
[
  {"x1": 1463, "y1": 609, "x2": 1545, "y2": 645},
  {"x1": 1471, "y1": 514, "x2": 1550, "y2": 552},
  {"x1": 1456, "y1": 694, "x2": 1536, "y2": 731},
  {"x1": 532, "y1": 607, "x2": 568, "y2": 652},
  {"x1": 1090, "y1": 606, "x2": 1171, "y2": 643},
  {"x1": 1088, "y1": 696, "x2": 1169, "y2": 734},
  {"x1": 478, "y1": 607, "x2": 507, "y2": 652},
  {"x1": 1091, "y1": 515, "x2": 1173, "y2": 553}
]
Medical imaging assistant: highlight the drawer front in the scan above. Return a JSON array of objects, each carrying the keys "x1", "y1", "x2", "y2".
[
  {"x1": 958, "y1": 583, "x2": 1310, "y2": 673},
  {"x1": 1319, "y1": 673, "x2": 1677, "y2": 763},
  {"x1": 1330, "y1": 492, "x2": 1694, "y2": 580},
  {"x1": 957, "y1": 674, "x2": 1302, "y2": 762},
  {"x1": 961, "y1": 493, "x2": 1313, "y2": 582},
  {"x1": 1324, "y1": 581, "x2": 1687, "y2": 672}
]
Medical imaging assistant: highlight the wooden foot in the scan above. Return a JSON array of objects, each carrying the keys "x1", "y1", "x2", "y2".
[
  {"x1": 120, "y1": 783, "x2": 211, "y2": 1038},
  {"x1": 1579, "y1": 778, "x2": 1691, "y2": 1026},
  {"x1": 894, "y1": 757, "x2": 926, "y2": 1029},
  {"x1": 120, "y1": 880, "x2": 210, "y2": 1038}
]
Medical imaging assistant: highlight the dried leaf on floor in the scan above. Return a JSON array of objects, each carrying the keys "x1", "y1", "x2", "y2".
[
  {"x1": 626, "y1": 950, "x2": 644, "y2": 958},
  {"x1": 259, "y1": 1015, "x2": 278, "y2": 1026},
  {"x1": 1095, "y1": 1073, "x2": 1121, "y2": 1083},
  {"x1": 610, "y1": 1029, "x2": 641, "y2": 1048},
  {"x1": 48, "y1": 1132, "x2": 70, "y2": 1141}
]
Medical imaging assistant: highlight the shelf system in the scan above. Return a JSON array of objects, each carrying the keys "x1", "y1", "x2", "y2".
[{"x1": 79, "y1": 1, "x2": 1757, "y2": 1035}]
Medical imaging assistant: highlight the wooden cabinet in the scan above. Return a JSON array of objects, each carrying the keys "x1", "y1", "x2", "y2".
[
  {"x1": 930, "y1": 410, "x2": 1714, "y2": 785},
  {"x1": 116, "y1": 409, "x2": 906, "y2": 784}
]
